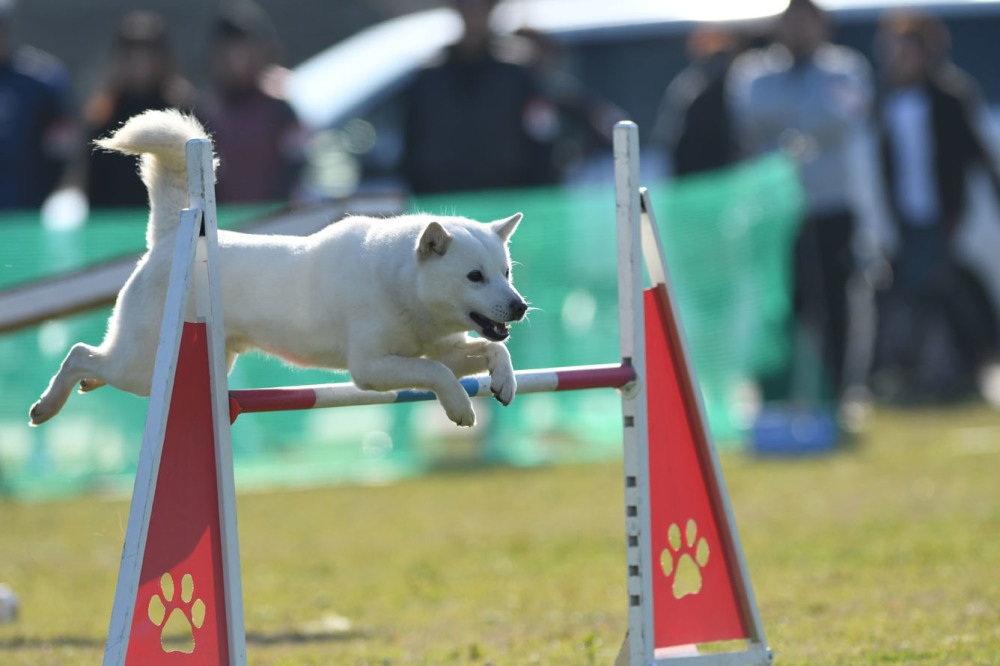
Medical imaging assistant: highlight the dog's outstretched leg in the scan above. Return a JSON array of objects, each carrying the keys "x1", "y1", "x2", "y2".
[
  {"x1": 349, "y1": 351, "x2": 477, "y2": 427},
  {"x1": 30, "y1": 343, "x2": 109, "y2": 426}
]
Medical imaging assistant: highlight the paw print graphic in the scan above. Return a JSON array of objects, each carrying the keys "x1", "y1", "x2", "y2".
[
  {"x1": 659, "y1": 519, "x2": 710, "y2": 599},
  {"x1": 147, "y1": 572, "x2": 206, "y2": 653}
]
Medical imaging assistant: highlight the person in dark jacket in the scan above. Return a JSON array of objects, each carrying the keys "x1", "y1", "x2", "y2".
[
  {"x1": 653, "y1": 27, "x2": 743, "y2": 177},
  {"x1": 83, "y1": 11, "x2": 196, "y2": 207},
  {"x1": 874, "y1": 12, "x2": 1000, "y2": 399},
  {"x1": 402, "y1": 0, "x2": 557, "y2": 194},
  {"x1": 0, "y1": 1, "x2": 75, "y2": 210}
]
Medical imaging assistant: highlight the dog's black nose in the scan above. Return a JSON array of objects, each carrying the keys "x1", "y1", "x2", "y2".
[{"x1": 510, "y1": 299, "x2": 528, "y2": 321}]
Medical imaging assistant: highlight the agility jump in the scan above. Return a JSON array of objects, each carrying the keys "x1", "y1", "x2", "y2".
[
  {"x1": 227, "y1": 363, "x2": 637, "y2": 418},
  {"x1": 102, "y1": 122, "x2": 772, "y2": 666}
]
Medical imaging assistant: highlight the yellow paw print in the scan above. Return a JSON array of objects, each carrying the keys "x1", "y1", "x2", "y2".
[
  {"x1": 659, "y1": 519, "x2": 710, "y2": 599},
  {"x1": 147, "y1": 572, "x2": 206, "y2": 654}
]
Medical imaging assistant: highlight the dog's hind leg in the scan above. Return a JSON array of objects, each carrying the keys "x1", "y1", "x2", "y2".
[{"x1": 30, "y1": 343, "x2": 112, "y2": 425}]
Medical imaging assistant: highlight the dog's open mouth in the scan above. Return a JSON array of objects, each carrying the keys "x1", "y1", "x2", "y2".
[{"x1": 470, "y1": 312, "x2": 509, "y2": 341}]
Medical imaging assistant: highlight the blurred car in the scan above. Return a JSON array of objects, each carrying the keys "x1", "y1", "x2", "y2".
[
  {"x1": 284, "y1": 0, "x2": 784, "y2": 197},
  {"x1": 286, "y1": 0, "x2": 1000, "y2": 195}
]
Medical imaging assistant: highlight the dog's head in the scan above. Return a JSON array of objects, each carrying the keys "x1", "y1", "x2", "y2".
[{"x1": 415, "y1": 213, "x2": 527, "y2": 341}]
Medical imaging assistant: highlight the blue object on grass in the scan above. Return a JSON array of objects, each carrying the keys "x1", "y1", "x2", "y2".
[{"x1": 750, "y1": 406, "x2": 840, "y2": 455}]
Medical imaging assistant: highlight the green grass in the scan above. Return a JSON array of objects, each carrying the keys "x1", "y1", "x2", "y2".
[{"x1": 2, "y1": 406, "x2": 999, "y2": 664}]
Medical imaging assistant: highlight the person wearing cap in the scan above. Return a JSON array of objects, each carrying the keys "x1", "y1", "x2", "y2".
[
  {"x1": 200, "y1": 0, "x2": 305, "y2": 204},
  {"x1": 729, "y1": 0, "x2": 880, "y2": 402},
  {"x1": 0, "y1": 0, "x2": 75, "y2": 211}
]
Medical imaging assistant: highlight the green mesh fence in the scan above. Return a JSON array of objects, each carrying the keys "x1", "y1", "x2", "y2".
[{"x1": 0, "y1": 154, "x2": 802, "y2": 499}]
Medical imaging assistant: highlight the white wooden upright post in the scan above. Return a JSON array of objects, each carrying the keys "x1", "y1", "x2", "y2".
[
  {"x1": 614, "y1": 121, "x2": 655, "y2": 665},
  {"x1": 188, "y1": 139, "x2": 247, "y2": 665}
]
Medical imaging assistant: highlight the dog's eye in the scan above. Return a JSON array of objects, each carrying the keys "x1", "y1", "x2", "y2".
[
  {"x1": 467, "y1": 270, "x2": 484, "y2": 283},
  {"x1": 505, "y1": 268, "x2": 510, "y2": 279}
]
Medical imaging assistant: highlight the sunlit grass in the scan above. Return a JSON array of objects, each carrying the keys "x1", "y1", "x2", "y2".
[{"x1": 1, "y1": 406, "x2": 999, "y2": 664}]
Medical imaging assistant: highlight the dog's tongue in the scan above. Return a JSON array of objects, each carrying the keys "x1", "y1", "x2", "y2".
[{"x1": 471, "y1": 312, "x2": 510, "y2": 341}]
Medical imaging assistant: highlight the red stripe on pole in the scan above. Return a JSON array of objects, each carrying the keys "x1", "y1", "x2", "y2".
[
  {"x1": 228, "y1": 387, "x2": 317, "y2": 423},
  {"x1": 555, "y1": 364, "x2": 636, "y2": 391}
]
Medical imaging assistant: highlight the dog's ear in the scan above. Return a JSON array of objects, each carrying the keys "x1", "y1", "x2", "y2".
[
  {"x1": 417, "y1": 221, "x2": 452, "y2": 261},
  {"x1": 491, "y1": 213, "x2": 522, "y2": 242}
]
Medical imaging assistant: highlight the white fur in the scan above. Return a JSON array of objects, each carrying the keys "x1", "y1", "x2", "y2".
[{"x1": 30, "y1": 109, "x2": 527, "y2": 427}]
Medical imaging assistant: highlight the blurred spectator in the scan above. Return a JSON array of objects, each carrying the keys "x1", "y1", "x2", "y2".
[
  {"x1": 515, "y1": 27, "x2": 626, "y2": 179},
  {"x1": 201, "y1": 1, "x2": 306, "y2": 204},
  {"x1": 402, "y1": 0, "x2": 557, "y2": 194},
  {"x1": 84, "y1": 11, "x2": 195, "y2": 207},
  {"x1": 872, "y1": 12, "x2": 1000, "y2": 400},
  {"x1": 0, "y1": 0, "x2": 75, "y2": 210},
  {"x1": 729, "y1": 0, "x2": 877, "y2": 401},
  {"x1": 652, "y1": 27, "x2": 743, "y2": 177}
]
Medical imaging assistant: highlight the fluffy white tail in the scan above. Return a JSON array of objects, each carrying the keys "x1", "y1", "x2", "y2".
[{"x1": 95, "y1": 109, "x2": 215, "y2": 249}]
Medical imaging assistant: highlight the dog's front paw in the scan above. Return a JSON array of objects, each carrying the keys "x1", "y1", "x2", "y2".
[
  {"x1": 490, "y1": 367, "x2": 517, "y2": 407},
  {"x1": 442, "y1": 393, "x2": 476, "y2": 427}
]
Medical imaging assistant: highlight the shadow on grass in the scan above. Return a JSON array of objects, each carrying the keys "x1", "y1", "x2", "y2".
[
  {"x1": 0, "y1": 635, "x2": 105, "y2": 650},
  {"x1": 246, "y1": 628, "x2": 369, "y2": 646},
  {"x1": 0, "y1": 629, "x2": 368, "y2": 651}
]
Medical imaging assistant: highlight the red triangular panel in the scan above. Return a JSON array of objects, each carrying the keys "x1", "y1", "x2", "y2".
[
  {"x1": 125, "y1": 323, "x2": 230, "y2": 664},
  {"x1": 644, "y1": 285, "x2": 750, "y2": 648}
]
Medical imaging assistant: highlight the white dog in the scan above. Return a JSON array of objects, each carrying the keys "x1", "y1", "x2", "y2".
[{"x1": 29, "y1": 109, "x2": 527, "y2": 427}]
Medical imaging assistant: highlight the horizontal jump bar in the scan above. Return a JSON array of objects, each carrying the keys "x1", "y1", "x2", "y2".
[{"x1": 228, "y1": 362, "x2": 636, "y2": 422}]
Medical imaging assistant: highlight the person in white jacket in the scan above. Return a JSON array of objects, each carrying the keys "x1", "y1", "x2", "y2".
[{"x1": 729, "y1": 0, "x2": 885, "y2": 404}]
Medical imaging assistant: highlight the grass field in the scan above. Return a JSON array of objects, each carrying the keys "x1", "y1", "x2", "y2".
[{"x1": 1, "y1": 406, "x2": 999, "y2": 665}]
